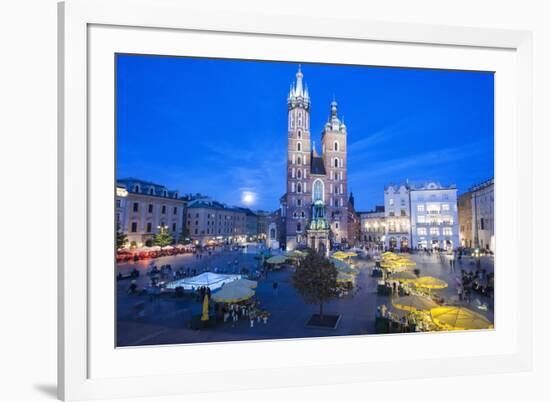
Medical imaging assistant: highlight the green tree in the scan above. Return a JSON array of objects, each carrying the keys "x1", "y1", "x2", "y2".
[
  {"x1": 292, "y1": 249, "x2": 338, "y2": 319},
  {"x1": 116, "y1": 226, "x2": 127, "y2": 249},
  {"x1": 153, "y1": 226, "x2": 174, "y2": 248}
]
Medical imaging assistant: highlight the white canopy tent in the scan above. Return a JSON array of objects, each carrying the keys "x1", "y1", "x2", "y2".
[{"x1": 166, "y1": 272, "x2": 241, "y2": 291}]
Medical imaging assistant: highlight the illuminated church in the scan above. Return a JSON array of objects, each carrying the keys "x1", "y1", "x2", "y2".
[{"x1": 282, "y1": 66, "x2": 349, "y2": 255}]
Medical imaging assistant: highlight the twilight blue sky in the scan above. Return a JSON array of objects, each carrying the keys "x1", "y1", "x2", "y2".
[{"x1": 116, "y1": 54, "x2": 494, "y2": 212}]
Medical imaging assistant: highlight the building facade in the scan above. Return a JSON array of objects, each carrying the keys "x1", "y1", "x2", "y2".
[
  {"x1": 359, "y1": 206, "x2": 385, "y2": 249},
  {"x1": 284, "y1": 66, "x2": 349, "y2": 252},
  {"x1": 116, "y1": 178, "x2": 185, "y2": 248},
  {"x1": 458, "y1": 191, "x2": 474, "y2": 248},
  {"x1": 185, "y1": 199, "x2": 247, "y2": 245},
  {"x1": 384, "y1": 184, "x2": 412, "y2": 250},
  {"x1": 409, "y1": 182, "x2": 459, "y2": 251},
  {"x1": 470, "y1": 178, "x2": 495, "y2": 252}
]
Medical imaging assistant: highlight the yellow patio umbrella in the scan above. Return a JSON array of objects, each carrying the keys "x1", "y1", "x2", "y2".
[
  {"x1": 285, "y1": 250, "x2": 307, "y2": 259},
  {"x1": 266, "y1": 255, "x2": 287, "y2": 265},
  {"x1": 430, "y1": 306, "x2": 494, "y2": 330},
  {"x1": 392, "y1": 295, "x2": 438, "y2": 312},
  {"x1": 212, "y1": 283, "x2": 255, "y2": 303},
  {"x1": 391, "y1": 271, "x2": 417, "y2": 281},
  {"x1": 229, "y1": 278, "x2": 258, "y2": 288},
  {"x1": 201, "y1": 294, "x2": 210, "y2": 321},
  {"x1": 332, "y1": 251, "x2": 348, "y2": 260},
  {"x1": 413, "y1": 276, "x2": 448, "y2": 290}
]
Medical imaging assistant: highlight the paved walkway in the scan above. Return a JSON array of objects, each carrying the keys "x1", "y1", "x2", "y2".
[{"x1": 116, "y1": 251, "x2": 494, "y2": 347}]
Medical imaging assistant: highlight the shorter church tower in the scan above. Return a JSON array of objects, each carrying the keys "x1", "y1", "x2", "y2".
[{"x1": 321, "y1": 99, "x2": 348, "y2": 244}]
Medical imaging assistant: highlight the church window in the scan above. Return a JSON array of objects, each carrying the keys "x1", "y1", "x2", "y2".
[
  {"x1": 297, "y1": 183, "x2": 302, "y2": 193},
  {"x1": 313, "y1": 179, "x2": 324, "y2": 202},
  {"x1": 297, "y1": 222, "x2": 302, "y2": 232},
  {"x1": 290, "y1": 114, "x2": 294, "y2": 129},
  {"x1": 297, "y1": 142, "x2": 302, "y2": 152},
  {"x1": 301, "y1": 211, "x2": 305, "y2": 218},
  {"x1": 334, "y1": 141, "x2": 339, "y2": 152},
  {"x1": 134, "y1": 184, "x2": 140, "y2": 192},
  {"x1": 149, "y1": 187, "x2": 154, "y2": 195},
  {"x1": 297, "y1": 156, "x2": 302, "y2": 165},
  {"x1": 297, "y1": 130, "x2": 302, "y2": 139},
  {"x1": 334, "y1": 158, "x2": 339, "y2": 168},
  {"x1": 298, "y1": 112, "x2": 303, "y2": 127},
  {"x1": 297, "y1": 198, "x2": 302, "y2": 206}
]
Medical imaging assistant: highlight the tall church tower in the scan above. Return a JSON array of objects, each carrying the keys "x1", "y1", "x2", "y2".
[
  {"x1": 285, "y1": 66, "x2": 312, "y2": 250},
  {"x1": 321, "y1": 99, "x2": 348, "y2": 243}
]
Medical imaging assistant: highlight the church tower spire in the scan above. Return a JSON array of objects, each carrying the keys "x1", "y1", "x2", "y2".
[{"x1": 286, "y1": 65, "x2": 312, "y2": 251}]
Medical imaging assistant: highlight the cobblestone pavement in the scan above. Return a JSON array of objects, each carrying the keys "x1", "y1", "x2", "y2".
[{"x1": 116, "y1": 249, "x2": 494, "y2": 347}]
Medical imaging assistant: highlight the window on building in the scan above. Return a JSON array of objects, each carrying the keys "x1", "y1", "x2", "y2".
[
  {"x1": 443, "y1": 227, "x2": 452, "y2": 236},
  {"x1": 389, "y1": 198, "x2": 394, "y2": 206},
  {"x1": 131, "y1": 222, "x2": 137, "y2": 232},
  {"x1": 417, "y1": 228, "x2": 427, "y2": 236},
  {"x1": 148, "y1": 204, "x2": 153, "y2": 213},
  {"x1": 297, "y1": 222, "x2": 301, "y2": 232},
  {"x1": 335, "y1": 222, "x2": 339, "y2": 229},
  {"x1": 133, "y1": 184, "x2": 140, "y2": 192},
  {"x1": 297, "y1": 156, "x2": 302, "y2": 165},
  {"x1": 161, "y1": 205, "x2": 166, "y2": 214},
  {"x1": 132, "y1": 202, "x2": 139, "y2": 212},
  {"x1": 172, "y1": 223, "x2": 177, "y2": 232},
  {"x1": 334, "y1": 158, "x2": 339, "y2": 168},
  {"x1": 297, "y1": 198, "x2": 302, "y2": 206},
  {"x1": 194, "y1": 228, "x2": 198, "y2": 234},
  {"x1": 417, "y1": 204, "x2": 425, "y2": 212},
  {"x1": 417, "y1": 215, "x2": 426, "y2": 223},
  {"x1": 297, "y1": 169, "x2": 301, "y2": 179},
  {"x1": 480, "y1": 218, "x2": 485, "y2": 230},
  {"x1": 149, "y1": 188, "x2": 154, "y2": 195},
  {"x1": 400, "y1": 209, "x2": 406, "y2": 216},
  {"x1": 334, "y1": 141, "x2": 339, "y2": 151},
  {"x1": 297, "y1": 130, "x2": 302, "y2": 139},
  {"x1": 389, "y1": 212, "x2": 395, "y2": 217},
  {"x1": 442, "y1": 204, "x2": 450, "y2": 211},
  {"x1": 116, "y1": 199, "x2": 121, "y2": 208},
  {"x1": 297, "y1": 142, "x2": 302, "y2": 152},
  {"x1": 146, "y1": 222, "x2": 152, "y2": 233},
  {"x1": 173, "y1": 206, "x2": 177, "y2": 215},
  {"x1": 430, "y1": 227, "x2": 440, "y2": 236}
]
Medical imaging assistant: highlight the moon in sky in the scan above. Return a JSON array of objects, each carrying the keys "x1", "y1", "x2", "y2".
[{"x1": 242, "y1": 191, "x2": 257, "y2": 206}]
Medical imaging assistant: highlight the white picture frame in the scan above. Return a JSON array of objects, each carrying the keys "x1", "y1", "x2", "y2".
[{"x1": 58, "y1": 0, "x2": 533, "y2": 400}]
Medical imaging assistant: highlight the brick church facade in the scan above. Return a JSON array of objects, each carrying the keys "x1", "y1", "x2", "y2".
[{"x1": 283, "y1": 66, "x2": 349, "y2": 252}]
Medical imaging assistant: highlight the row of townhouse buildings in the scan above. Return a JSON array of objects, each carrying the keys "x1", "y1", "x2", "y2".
[
  {"x1": 359, "y1": 182, "x2": 460, "y2": 252},
  {"x1": 115, "y1": 178, "x2": 269, "y2": 248}
]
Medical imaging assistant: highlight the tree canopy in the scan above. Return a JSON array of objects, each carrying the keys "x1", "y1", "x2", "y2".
[{"x1": 292, "y1": 249, "x2": 338, "y2": 318}]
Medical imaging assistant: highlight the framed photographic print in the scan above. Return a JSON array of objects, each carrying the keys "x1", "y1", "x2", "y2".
[{"x1": 58, "y1": 0, "x2": 533, "y2": 400}]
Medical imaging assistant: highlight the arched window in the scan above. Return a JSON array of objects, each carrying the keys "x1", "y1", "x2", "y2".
[
  {"x1": 149, "y1": 187, "x2": 154, "y2": 195},
  {"x1": 301, "y1": 211, "x2": 305, "y2": 218},
  {"x1": 297, "y1": 183, "x2": 302, "y2": 193},
  {"x1": 334, "y1": 158, "x2": 339, "y2": 168},
  {"x1": 297, "y1": 169, "x2": 302, "y2": 179},
  {"x1": 270, "y1": 228, "x2": 276, "y2": 239},
  {"x1": 297, "y1": 130, "x2": 302, "y2": 139},
  {"x1": 313, "y1": 179, "x2": 324, "y2": 202},
  {"x1": 297, "y1": 156, "x2": 302, "y2": 165},
  {"x1": 134, "y1": 184, "x2": 140, "y2": 192},
  {"x1": 334, "y1": 141, "x2": 339, "y2": 152},
  {"x1": 296, "y1": 142, "x2": 302, "y2": 152},
  {"x1": 297, "y1": 112, "x2": 303, "y2": 127},
  {"x1": 297, "y1": 222, "x2": 302, "y2": 232}
]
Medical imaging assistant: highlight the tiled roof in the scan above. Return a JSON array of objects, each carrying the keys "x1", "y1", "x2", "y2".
[{"x1": 311, "y1": 156, "x2": 326, "y2": 175}]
